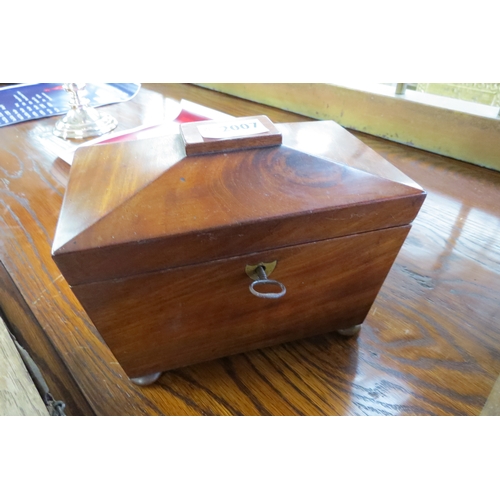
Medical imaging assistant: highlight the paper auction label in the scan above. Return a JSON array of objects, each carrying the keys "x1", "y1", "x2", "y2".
[{"x1": 197, "y1": 118, "x2": 269, "y2": 139}]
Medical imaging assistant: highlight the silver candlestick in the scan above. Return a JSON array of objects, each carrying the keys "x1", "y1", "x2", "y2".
[{"x1": 53, "y1": 83, "x2": 117, "y2": 139}]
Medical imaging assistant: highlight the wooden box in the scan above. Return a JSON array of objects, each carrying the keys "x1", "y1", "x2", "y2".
[{"x1": 52, "y1": 116, "x2": 426, "y2": 384}]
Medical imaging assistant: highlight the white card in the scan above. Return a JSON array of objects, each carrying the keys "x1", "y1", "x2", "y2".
[{"x1": 197, "y1": 118, "x2": 269, "y2": 139}]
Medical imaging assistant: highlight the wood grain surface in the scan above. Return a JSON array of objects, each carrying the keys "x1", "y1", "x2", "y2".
[
  {"x1": 1, "y1": 83, "x2": 499, "y2": 415},
  {"x1": 72, "y1": 226, "x2": 410, "y2": 378},
  {"x1": 52, "y1": 121, "x2": 424, "y2": 285},
  {"x1": 0, "y1": 261, "x2": 94, "y2": 415},
  {"x1": 0, "y1": 317, "x2": 48, "y2": 416}
]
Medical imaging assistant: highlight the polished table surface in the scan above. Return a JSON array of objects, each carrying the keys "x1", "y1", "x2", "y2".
[{"x1": 1, "y1": 83, "x2": 499, "y2": 416}]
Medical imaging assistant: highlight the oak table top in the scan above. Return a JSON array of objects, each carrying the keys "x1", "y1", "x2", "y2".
[{"x1": 1, "y1": 83, "x2": 499, "y2": 416}]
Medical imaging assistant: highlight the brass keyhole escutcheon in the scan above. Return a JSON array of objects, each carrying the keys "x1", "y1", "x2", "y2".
[{"x1": 245, "y1": 261, "x2": 278, "y2": 280}]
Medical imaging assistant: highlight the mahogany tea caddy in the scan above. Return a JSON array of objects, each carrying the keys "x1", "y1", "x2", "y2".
[{"x1": 52, "y1": 116, "x2": 426, "y2": 385}]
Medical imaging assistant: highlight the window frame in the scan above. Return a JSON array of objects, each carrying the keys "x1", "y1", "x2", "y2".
[{"x1": 196, "y1": 83, "x2": 500, "y2": 172}]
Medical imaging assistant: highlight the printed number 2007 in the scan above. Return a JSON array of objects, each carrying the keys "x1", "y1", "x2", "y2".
[
  {"x1": 197, "y1": 119, "x2": 268, "y2": 139},
  {"x1": 222, "y1": 121, "x2": 258, "y2": 132}
]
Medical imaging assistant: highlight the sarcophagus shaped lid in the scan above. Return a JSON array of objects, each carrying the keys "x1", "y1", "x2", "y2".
[{"x1": 52, "y1": 116, "x2": 425, "y2": 285}]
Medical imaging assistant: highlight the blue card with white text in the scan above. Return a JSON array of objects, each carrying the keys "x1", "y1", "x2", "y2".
[{"x1": 0, "y1": 83, "x2": 140, "y2": 127}]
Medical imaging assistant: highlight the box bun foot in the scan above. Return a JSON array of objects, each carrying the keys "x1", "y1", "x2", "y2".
[
  {"x1": 336, "y1": 325, "x2": 361, "y2": 337},
  {"x1": 130, "y1": 372, "x2": 162, "y2": 386}
]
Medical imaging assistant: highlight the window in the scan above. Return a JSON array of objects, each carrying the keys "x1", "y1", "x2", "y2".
[{"x1": 197, "y1": 83, "x2": 500, "y2": 172}]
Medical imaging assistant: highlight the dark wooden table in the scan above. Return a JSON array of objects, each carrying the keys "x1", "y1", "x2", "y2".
[{"x1": 1, "y1": 83, "x2": 499, "y2": 415}]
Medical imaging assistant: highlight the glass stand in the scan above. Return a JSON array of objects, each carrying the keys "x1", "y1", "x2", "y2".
[{"x1": 53, "y1": 83, "x2": 117, "y2": 140}]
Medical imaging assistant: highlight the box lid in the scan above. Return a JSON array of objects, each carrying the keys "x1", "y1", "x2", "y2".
[{"x1": 52, "y1": 117, "x2": 425, "y2": 285}]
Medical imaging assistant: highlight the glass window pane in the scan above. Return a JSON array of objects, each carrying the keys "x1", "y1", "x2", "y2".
[{"x1": 416, "y1": 83, "x2": 500, "y2": 107}]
